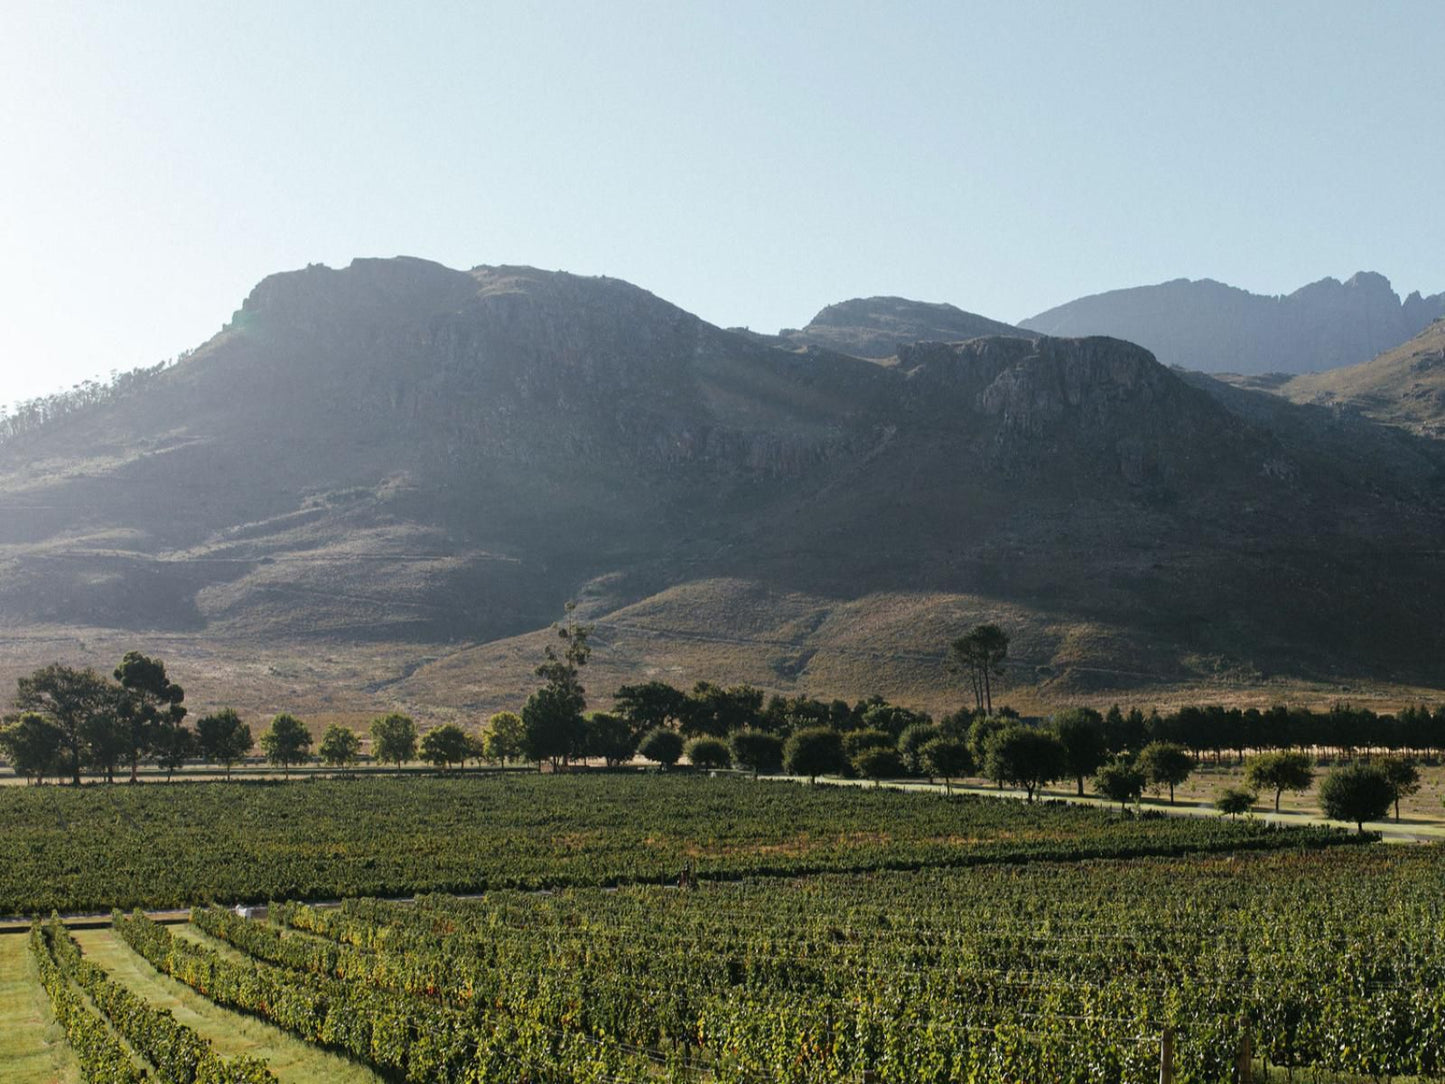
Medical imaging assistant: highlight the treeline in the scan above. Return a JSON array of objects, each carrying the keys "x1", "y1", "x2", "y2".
[{"x1": 0, "y1": 356, "x2": 181, "y2": 445}]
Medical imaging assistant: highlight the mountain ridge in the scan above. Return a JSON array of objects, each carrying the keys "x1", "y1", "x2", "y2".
[{"x1": 2, "y1": 257, "x2": 1443, "y2": 719}]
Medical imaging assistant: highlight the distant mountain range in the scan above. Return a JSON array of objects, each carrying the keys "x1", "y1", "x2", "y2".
[
  {"x1": 2, "y1": 258, "x2": 1443, "y2": 720},
  {"x1": 1021, "y1": 273, "x2": 1445, "y2": 375}
]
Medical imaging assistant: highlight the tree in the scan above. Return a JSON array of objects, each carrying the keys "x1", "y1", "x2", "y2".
[
  {"x1": 841, "y1": 728, "x2": 894, "y2": 762},
  {"x1": 637, "y1": 727, "x2": 683, "y2": 769},
  {"x1": 259, "y1": 714, "x2": 312, "y2": 777},
  {"x1": 853, "y1": 746, "x2": 905, "y2": 787},
  {"x1": 729, "y1": 731, "x2": 784, "y2": 778},
  {"x1": 151, "y1": 722, "x2": 194, "y2": 781},
  {"x1": 521, "y1": 685, "x2": 586, "y2": 767},
  {"x1": 1215, "y1": 786, "x2": 1256, "y2": 818},
  {"x1": 784, "y1": 727, "x2": 846, "y2": 783},
  {"x1": 195, "y1": 709, "x2": 253, "y2": 778},
  {"x1": 1378, "y1": 755, "x2": 1421, "y2": 822},
  {"x1": 114, "y1": 651, "x2": 186, "y2": 783},
  {"x1": 680, "y1": 683, "x2": 764, "y2": 738},
  {"x1": 13, "y1": 664, "x2": 115, "y2": 785},
  {"x1": 1093, "y1": 758, "x2": 1145, "y2": 810},
  {"x1": 920, "y1": 738, "x2": 971, "y2": 794},
  {"x1": 685, "y1": 736, "x2": 731, "y2": 770},
  {"x1": 81, "y1": 685, "x2": 130, "y2": 784},
  {"x1": 482, "y1": 711, "x2": 524, "y2": 764},
  {"x1": 966, "y1": 714, "x2": 1009, "y2": 773},
  {"x1": 583, "y1": 712, "x2": 636, "y2": 767},
  {"x1": 1318, "y1": 763, "x2": 1394, "y2": 834},
  {"x1": 524, "y1": 605, "x2": 591, "y2": 766},
  {"x1": 1244, "y1": 751, "x2": 1315, "y2": 813},
  {"x1": 612, "y1": 681, "x2": 687, "y2": 740},
  {"x1": 371, "y1": 713, "x2": 418, "y2": 768},
  {"x1": 0, "y1": 713, "x2": 64, "y2": 784},
  {"x1": 319, "y1": 725, "x2": 361, "y2": 769},
  {"x1": 1137, "y1": 741, "x2": 1194, "y2": 804},
  {"x1": 1052, "y1": 708, "x2": 1106, "y2": 797},
  {"x1": 898, "y1": 722, "x2": 943, "y2": 776},
  {"x1": 948, "y1": 624, "x2": 1009, "y2": 714},
  {"x1": 982, "y1": 725, "x2": 1066, "y2": 802},
  {"x1": 420, "y1": 724, "x2": 471, "y2": 771}
]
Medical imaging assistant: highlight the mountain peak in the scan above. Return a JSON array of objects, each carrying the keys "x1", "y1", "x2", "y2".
[{"x1": 780, "y1": 295, "x2": 1022, "y2": 358}]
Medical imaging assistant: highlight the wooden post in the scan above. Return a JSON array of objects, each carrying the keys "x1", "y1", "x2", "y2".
[
  {"x1": 1236, "y1": 1028, "x2": 1253, "y2": 1083},
  {"x1": 1159, "y1": 1026, "x2": 1175, "y2": 1084}
]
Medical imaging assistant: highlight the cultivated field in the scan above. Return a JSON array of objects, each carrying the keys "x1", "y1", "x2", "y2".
[{"x1": 2, "y1": 774, "x2": 1441, "y2": 1082}]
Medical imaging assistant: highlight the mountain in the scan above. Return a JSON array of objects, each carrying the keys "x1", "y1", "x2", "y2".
[
  {"x1": 779, "y1": 296, "x2": 1023, "y2": 358},
  {"x1": 1021, "y1": 273, "x2": 1445, "y2": 375},
  {"x1": 2, "y1": 257, "x2": 1444, "y2": 721},
  {"x1": 1266, "y1": 319, "x2": 1445, "y2": 439}
]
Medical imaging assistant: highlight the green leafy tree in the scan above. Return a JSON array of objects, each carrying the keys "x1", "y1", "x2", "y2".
[
  {"x1": 81, "y1": 685, "x2": 130, "y2": 784},
  {"x1": 966, "y1": 714, "x2": 1009, "y2": 774},
  {"x1": 637, "y1": 727, "x2": 684, "y2": 769},
  {"x1": 982, "y1": 725, "x2": 1066, "y2": 802},
  {"x1": 1137, "y1": 741, "x2": 1194, "y2": 804},
  {"x1": 841, "y1": 728, "x2": 893, "y2": 762},
  {"x1": 685, "y1": 736, "x2": 731, "y2": 770},
  {"x1": 259, "y1": 714, "x2": 312, "y2": 777},
  {"x1": 319, "y1": 725, "x2": 361, "y2": 769},
  {"x1": 1318, "y1": 762, "x2": 1394, "y2": 834},
  {"x1": 729, "y1": 731, "x2": 784, "y2": 778},
  {"x1": 898, "y1": 722, "x2": 943, "y2": 775},
  {"x1": 0, "y1": 712, "x2": 65, "y2": 784},
  {"x1": 523, "y1": 605, "x2": 591, "y2": 766},
  {"x1": 584, "y1": 712, "x2": 636, "y2": 767},
  {"x1": 920, "y1": 737, "x2": 971, "y2": 793},
  {"x1": 1244, "y1": 750, "x2": 1315, "y2": 812},
  {"x1": 612, "y1": 681, "x2": 687, "y2": 740},
  {"x1": 861, "y1": 704, "x2": 932, "y2": 740},
  {"x1": 1215, "y1": 786, "x2": 1256, "y2": 818},
  {"x1": 114, "y1": 652, "x2": 186, "y2": 783},
  {"x1": 195, "y1": 709, "x2": 253, "y2": 778},
  {"x1": 151, "y1": 721, "x2": 194, "y2": 781},
  {"x1": 13, "y1": 664, "x2": 115, "y2": 785},
  {"x1": 680, "y1": 683, "x2": 764, "y2": 738},
  {"x1": 853, "y1": 746, "x2": 905, "y2": 787},
  {"x1": 420, "y1": 724, "x2": 471, "y2": 770},
  {"x1": 370, "y1": 713, "x2": 417, "y2": 768},
  {"x1": 1052, "y1": 708, "x2": 1106, "y2": 797},
  {"x1": 784, "y1": 727, "x2": 846, "y2": 783},
  {"x1": 482, "y1": 711, "x2": 525, "y2": 764},
  {"x1": 1378, "y1": 755, "x2": 1421, "y2": 822},
  {"x1": 948, "y1": 624, "x2": 1009, "y2": 714},
  {"x1": 1093, "y1": 757, "x2": 1145, "y2": 810}
]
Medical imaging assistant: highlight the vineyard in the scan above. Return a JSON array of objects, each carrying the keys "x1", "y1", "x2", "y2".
[
  {"x1": 4, "y1": 775, "x2": 1441, "y2": 1082},
  {"x1": 0, "y1": 774, "x2": 1357, "y2": 916}
]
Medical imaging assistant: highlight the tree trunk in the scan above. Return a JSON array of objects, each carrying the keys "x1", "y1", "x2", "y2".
[
  {"x1": 1274, "y1": 788, "x2": 1282, "y2": 813},
  {"x1": 1169, "y1": 782, "x2": 1175, "y2": 804},
  {"x1": 1076, "y1": 776, "x2": 1084, "y2": 797}
]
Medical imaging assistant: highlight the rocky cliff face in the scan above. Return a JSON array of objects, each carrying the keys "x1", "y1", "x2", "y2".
[
  {"x1": 1021, "y1": 272, "x2": 1445, "y2": 375},
  {"x1": 3, "y1": 258, "x2": 1444, "y2": 700}
]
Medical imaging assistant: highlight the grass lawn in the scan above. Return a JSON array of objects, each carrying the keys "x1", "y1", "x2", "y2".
[
  {"x1": 0, "y1": 933, "x2": 80, "y2": 1084},
  {"x1": 72, "y1": 928, "x2": 382, "y2": 1084}
]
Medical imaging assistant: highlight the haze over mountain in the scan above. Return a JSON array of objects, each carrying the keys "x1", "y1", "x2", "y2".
[
  {"x1": 1021, "y1": 273, "x2": 1445, "y2": 376},
  {"x1": 2, "y1": 257, "x2": 1443, "y2": 719}
]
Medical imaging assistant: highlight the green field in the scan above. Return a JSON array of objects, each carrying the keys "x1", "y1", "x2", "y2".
[
  {"x1": 1, "y1": 774, "x2": 1439, "y2": 1082},
  {"x1": 0, "y1": 774, "x2": 1360, "y2": 916}
]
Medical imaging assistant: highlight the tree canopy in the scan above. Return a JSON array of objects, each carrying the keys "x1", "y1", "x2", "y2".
[
  {"x1": 371, "y1": 713, "x2": 418, "y2": 768},
  {"x1": 1318, "y1": 762, "x2": 1393, "y2": 834},
  {"x1": 259, "y1": 714, "x2": 312, "y2": 776}
]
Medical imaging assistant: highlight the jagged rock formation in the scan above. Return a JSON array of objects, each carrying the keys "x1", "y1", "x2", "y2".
[
  {"x1": 780, "y1": 296, "x2": 1023, "y2": 358},
  {"x1": 2, "y1": 258, "x2": 1444, "y2": 713},
  {"x1": 1022, "y1": 273, "x2": 1445, "y2": 375}
]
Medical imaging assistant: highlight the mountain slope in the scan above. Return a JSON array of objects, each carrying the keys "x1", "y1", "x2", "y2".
[
  {"x1": 2, "y1": 257, "x2": 1444, "y2": 717},
  {"x1": 780, "y1": 296, "x2": 1023, "y2": 358},
  {"x1": 1021, "y1": 273, "x2": 1445, "y2": 375},
  {"x1": 1269, "y1": 319, "x2": 1445, "y2": 438}
]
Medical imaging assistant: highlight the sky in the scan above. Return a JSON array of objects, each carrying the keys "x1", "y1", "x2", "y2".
[{"x1": 2, "y1": 1, "x2": 1443, "y2": 408}]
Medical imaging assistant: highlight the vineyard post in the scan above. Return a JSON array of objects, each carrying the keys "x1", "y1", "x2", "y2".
[
  {"x1": 1235, "y1": 1027, "x2": 1253, "y2": 1083},
  {"x1": 1159, "y1": 1026, "x2": 1175, "y2": 1084}
]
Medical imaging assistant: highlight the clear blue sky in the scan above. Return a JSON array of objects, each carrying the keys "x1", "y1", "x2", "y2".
[{"x1": 3, "y1": 1, "x2": 1442, "y2": 407}]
